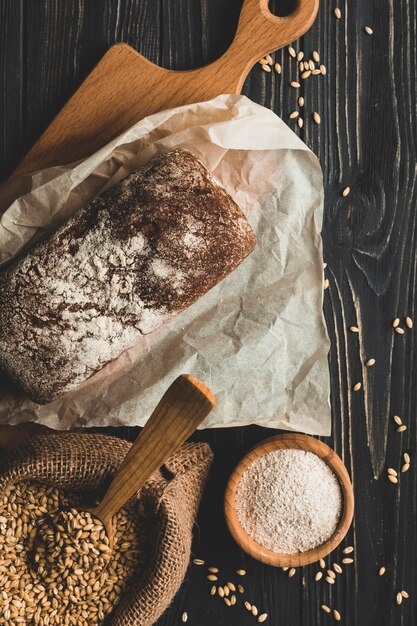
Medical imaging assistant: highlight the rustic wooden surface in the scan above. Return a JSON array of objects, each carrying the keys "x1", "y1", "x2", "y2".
[
  {"x1": 11, "y1": 0, "x2": 319, "y2": 178},
  {"x1": 0, "y1": 1, "x2": 416, "y2": 624}
]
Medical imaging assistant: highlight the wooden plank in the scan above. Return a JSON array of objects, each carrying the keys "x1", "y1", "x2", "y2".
[
  {"x1": 0, "y1": 0, "x2": 24, "y2": 180},
  {"x1": 12, "y1": 0, "x2": 318, "y2": 178},
  {"x1": 0, "y1": 0, "x2": 416, "y2": 625}
]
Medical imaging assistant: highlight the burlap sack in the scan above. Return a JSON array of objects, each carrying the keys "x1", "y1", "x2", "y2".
[{"x1": 0, "y1": 433, "x2": 213, "y2": 626}]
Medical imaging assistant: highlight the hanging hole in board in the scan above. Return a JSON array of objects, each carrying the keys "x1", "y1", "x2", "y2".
[{"x1": 268, "y1": 0, "x2": 298, "y2": 18}]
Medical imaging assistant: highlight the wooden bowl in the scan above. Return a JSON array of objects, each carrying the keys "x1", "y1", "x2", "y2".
[{"x1": 224, "y1": 434, "x2": 354, "y2": 567}]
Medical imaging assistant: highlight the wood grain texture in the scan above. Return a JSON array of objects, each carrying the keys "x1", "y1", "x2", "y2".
[
  {"x1": 11, "y1": 0, "x2": 318, "y2": 178},
  {"x1": 90, "y1": 375, "x2": 215, "y2": 545},
  {"x1": 0, "y1": 1, "x2": 416, "y2": 625}
]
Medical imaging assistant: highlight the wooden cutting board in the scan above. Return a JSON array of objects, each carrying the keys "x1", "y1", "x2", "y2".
[{"x1": 1, "y1": 0, "x2": 318, "y2": 448}]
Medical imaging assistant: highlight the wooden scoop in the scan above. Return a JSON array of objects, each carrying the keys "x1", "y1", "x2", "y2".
[
  {"x1": 31, "y1": 374, "x2": 215, "y2": 580},
  {"x1": 87, "y1": 374, "x2": 215, "y2": 547}
]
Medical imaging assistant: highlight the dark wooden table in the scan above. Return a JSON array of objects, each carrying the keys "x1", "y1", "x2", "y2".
[{"x1": 1, "y1": 1, "x2": 416, "y2": 624}]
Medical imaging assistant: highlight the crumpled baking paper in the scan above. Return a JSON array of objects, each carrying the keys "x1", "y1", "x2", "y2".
[{"x1": 0, "y1": 94, "x2": 330, "y2": 434}]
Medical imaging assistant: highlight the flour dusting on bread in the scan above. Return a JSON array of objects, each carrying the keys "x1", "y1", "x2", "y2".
[{"x1": 0, "y1": 149, "x2": 256, "y2": 404}]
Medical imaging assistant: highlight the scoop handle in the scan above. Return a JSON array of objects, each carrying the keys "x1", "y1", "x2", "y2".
[{"x1": 91, "y1": 375, "x2": 215, "y2": 525}]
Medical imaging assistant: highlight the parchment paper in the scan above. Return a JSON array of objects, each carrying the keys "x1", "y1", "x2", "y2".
[{"x1": 0, "y1": 94, "x2": 330, "y2": 434}]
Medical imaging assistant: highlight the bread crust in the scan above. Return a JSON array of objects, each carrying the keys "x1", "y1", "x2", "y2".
[{"x1": 0, "y1": 149, "x2": 256, "y2": 404}]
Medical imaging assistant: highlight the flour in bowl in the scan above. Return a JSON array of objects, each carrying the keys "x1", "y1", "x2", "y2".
[{"x1": 235, "y1": 449, "x2": 342, "y2": 554}]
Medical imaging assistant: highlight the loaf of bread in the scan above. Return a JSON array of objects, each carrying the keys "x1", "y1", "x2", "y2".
[{"x1": 0, "y1": 149, "x2": 256, "y2": 404}]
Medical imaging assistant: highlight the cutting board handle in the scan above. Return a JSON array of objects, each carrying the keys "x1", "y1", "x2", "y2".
[
  {"x1": 220, "y1": 0, "x2": 318, "y2": 91},
  {"x1": 12, "y1": 0, "x2": 319, "y2": 178}
]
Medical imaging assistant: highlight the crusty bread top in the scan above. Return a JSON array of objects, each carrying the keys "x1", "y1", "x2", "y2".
[{"x1": 0, "y1": 149, "x2": 256, "y2": 404}]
